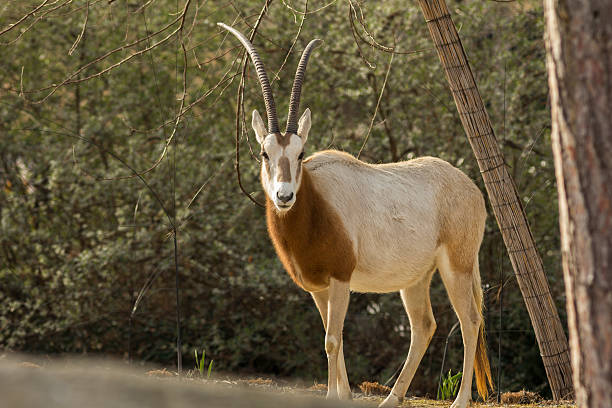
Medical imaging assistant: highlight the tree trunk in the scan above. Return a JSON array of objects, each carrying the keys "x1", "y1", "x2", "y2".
[
  {"x1": 416, "y1": 0, "x2": 575, "y2": 399},
  {"x1": 544, "y1": 0, "x2": 612, "y2": 406}
]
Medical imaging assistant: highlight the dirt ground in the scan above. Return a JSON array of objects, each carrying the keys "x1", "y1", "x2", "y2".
[
  {"x1": 144, "y1": 366, "x2": 575, "y2": 408},
  {"x1": 1, "y1": 355, "x2": 575, "y2": 408}
]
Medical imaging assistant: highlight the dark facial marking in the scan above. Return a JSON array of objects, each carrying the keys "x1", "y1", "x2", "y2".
[
  {"x1": 275, "y1": 133, "x2": 291, "y2": 148},
  {"x1": 278, "y1": 156, "x2": 291, "y2": 182}
]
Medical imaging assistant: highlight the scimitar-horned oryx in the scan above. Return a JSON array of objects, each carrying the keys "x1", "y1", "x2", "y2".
[{"x1": 218, "y1": 22, "x2": 494, "y2": 408}]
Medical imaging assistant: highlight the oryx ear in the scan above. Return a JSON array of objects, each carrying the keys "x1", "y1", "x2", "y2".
[
  {"x1": 252, "y1": 110, "x2": 267, "y2": 144},
  {"x1": 297, "y1": 108, "x2": 311, "y2": 143}
]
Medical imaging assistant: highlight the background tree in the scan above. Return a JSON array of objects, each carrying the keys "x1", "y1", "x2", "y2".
[
  {"x1": 416, "y1": 0, "x2": 573, "y2": 399},
  {"x1": 544, "y1": 0, "x2": 612, "y2": 406}
]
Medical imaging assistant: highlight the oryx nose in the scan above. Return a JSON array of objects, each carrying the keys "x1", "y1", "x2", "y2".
[{"x1": 277, "y1": 191, "x2": 294, "y2": 203}]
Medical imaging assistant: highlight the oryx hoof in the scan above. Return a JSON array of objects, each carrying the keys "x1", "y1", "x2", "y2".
[{"x1": 379, "y1": 393, "x2": 402, "y2": 408}]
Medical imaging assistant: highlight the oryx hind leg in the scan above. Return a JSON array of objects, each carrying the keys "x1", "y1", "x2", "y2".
[
  {"x1": 311, "y1": 281, "x2": 352, "y2": 400},
  {"x1": 438, "y1": 248, "x2": 481, "y2": 408},
  {"x1": 380, "y1": 270, "x2": 436, "y2": 408}
]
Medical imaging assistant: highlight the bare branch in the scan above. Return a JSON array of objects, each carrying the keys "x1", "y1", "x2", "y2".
[
  {"x1": 0, "y1": 0, "x2": 52, "y2": 38},
  {"x1": 228, "y1": 0, "x2": 288, "y2": 52},
  {"x1": 68, "y1": 0, "x2": 89, "y2": 55},
  {"x1": 271, "y1": 0, "x2": 308, "y2": 84},
  {"x1": 348, "y1": 0, "x2": 430, "y2": 56},
  {"x1": 119, "y1": 64, "x2": 240, "y2": 136},
  {"x1": 22, "y1": 0, "x2": 192, "y2": 103},
  {"x1": 1, "y1": 0, "x2": 73, "y2": 46},
  {"x1": 279, "y1": 0, "x2": 338, "y2": 15},
  {"x1": 186, "y1": 154, "x2": 231, "y2": 210},
  {"x1": 347, "y1": 2, "x2": 375, "y2": 69},
  {"x1": 132, "y1": 0, "x2": 158, "y2": 14},
  {"x1": 357, "y1": 50, "x2": 394, "y2": 159}
]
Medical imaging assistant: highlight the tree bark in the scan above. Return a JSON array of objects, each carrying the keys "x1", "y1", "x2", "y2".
[
  {"x1": 416, "y1": 0, "x2": 575, "y2": 399},
  {"x1": 544, "y1": 0, "x2": 612, "y2": 406}
]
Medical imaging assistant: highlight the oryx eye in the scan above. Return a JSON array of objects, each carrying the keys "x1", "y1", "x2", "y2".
[
  {"x1": 298, "y1": 151, "x2": 304, "y2": 160},
  {"x1": 262, "y1": 151, "x2": 269, "y2": 160}
]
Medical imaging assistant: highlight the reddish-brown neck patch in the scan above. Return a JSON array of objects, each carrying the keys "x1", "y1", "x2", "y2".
[{"x1": 266, "y1": 169, "x2": 356, "y2": 291}]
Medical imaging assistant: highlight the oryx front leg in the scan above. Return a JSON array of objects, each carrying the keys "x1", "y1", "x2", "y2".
[
  {"x1": 323, "y1": 278, "x2": 350, "y2": 400},
  {"x1": 311, "y1": 288, "x2": 351, "y2": 400}
]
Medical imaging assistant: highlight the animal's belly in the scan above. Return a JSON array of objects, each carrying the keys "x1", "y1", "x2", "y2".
[
  {"x1": 349, "y1": 263, "x2": 434, "y2": 293},
  {"x1": 349, "y1": 237, "x2": 438, "y2": 293}
]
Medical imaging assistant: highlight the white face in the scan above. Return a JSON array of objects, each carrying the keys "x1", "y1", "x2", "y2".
[{"x1": 252, "y1": 108, "x2": 312, "y2": 213}]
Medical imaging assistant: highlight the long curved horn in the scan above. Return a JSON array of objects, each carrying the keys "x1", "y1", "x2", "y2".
[
  {"x1": 286, "y1": 39, "x2": 323, "y2": 135},
  {"x1": 218, "y1": 23, "x2": 280, "y2": 134}
]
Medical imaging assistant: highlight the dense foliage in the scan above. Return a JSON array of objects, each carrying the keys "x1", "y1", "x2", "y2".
[{"x1": 0, "y1": 0, "x2": 564, "y2": 398}]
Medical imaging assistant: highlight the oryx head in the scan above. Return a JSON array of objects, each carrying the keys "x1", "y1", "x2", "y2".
[{"x1": 218, "y1": 23, "x2": 321, "y2": 213}]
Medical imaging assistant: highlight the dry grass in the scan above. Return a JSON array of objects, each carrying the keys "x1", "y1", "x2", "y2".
[
  {"x1": 308, "y1": 383, "x2": 328, "y2": 393},
  {"x1": 146, "y1": 368, "x2": 175, "y2": 378},
  {"x1": 173, "y1": 369, "x2": 574, "y2": 408},
  {"x1": 244, "y1": 378, "x2": 274, "y2": 386},
  {"x1": 501, "y1": 390, "x2": 541, "y2": 404},
  {"x1": 205, "y1": 376, "x2": 575, "y2": 408},
  {"x1": 358, "y1": 381, "x2": 392, "y2": 396}
]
